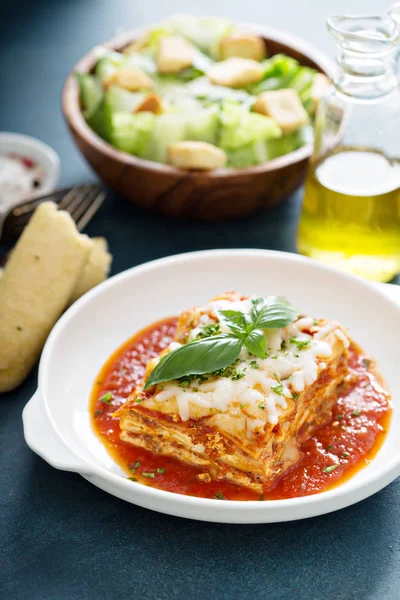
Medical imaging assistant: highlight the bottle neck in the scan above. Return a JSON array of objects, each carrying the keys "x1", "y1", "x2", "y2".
[{"x1": 334, "y1": 48, "x2": 397, "y2": 98}]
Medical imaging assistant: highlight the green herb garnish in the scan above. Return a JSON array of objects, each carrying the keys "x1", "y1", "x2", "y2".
[
  {"x1": 135, "y1": 397, "x2": 144, "y2": 403},
  {"x1": 322, "y1": 464, "x2": 338, "y2": 473},
  {"x1": 249, "y1": 360, "x2": 259, "y2": 369},
  {"x1": 336, "y1": 414, "x2": 344, "y2": 420},
  {"x1": 214, "y1": 491, "x2": 226, "y2": 500},
  {"x1": 289, "y1": 338, "x2": 310, "y2": 350},
  {"x1": 142, "y1": 472, "x2": 155, "y2": 479},
  {"x1": 99, "y1": 392, "x2": 112, "y2": 404},
  {"x1": 194, "y1": 322, "x2": 221, "y2": 340},
  {"x1": 271, "y1": 373, "x2": 284, "y2": 396},
  {"x1": 259, "y1": 494, "x2": 265, "y2": 501},
  {"x1": 352, "y1": 410, "x2": 360, "y2": 417},
  {"x1": 292, "y1": 392, "x2": 300, "y2": 400},
  {"x1": 157, "y1": 468, "x2": 165, "y2": 473},
  {"x1": 258, "y1": 403, "x2": 266, "y2": 410},
  {"x1": 341, "y1": 452, "x2": 350, "y2": 458},
  {"x1": 128, "y1": 477, "x2": 138, "y2": 482},
  {"x1": 362, "y1": 358, "x2": 371, "y2": 368},
  {"x1": 128, "y1": 461, "x2": 141, "y2": 472},
  {"x1": 231, "y1": 371, "x2": 245, "y2": 380},
  {"x1": 144, "y1": 296, "x2": 297, "y2": 388},
  {"x1": 326, "y1": 445, "x2": 334, "y2": 451},
  {"x1": 94, "y1": 409, "x2": 103, "y2": 418}
]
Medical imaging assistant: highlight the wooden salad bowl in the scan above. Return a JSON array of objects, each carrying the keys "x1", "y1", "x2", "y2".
[{"x1": 62, "y1": 23, "x2": 333, "y2": 221}]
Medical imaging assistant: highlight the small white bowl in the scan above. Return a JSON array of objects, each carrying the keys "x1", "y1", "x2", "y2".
[
  {"x1": 0, "y1": 132, "x2": 60, "y2": 214},
  {"x1": 23, "y1": 250, "x2": 400, "y2": 523}
]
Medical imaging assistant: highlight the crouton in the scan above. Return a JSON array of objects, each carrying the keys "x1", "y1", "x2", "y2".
[
  {"x1": 207, "y1": 57, "x2": 263, "y2": 88},
  {"x1": 134, "y1": 92, "x2": 164, "y2": 114},
  {"x1": 253, "y1": 89, "x2": 309, "y2": 135},
  {"x1": 167, "y1": 141, "x2": 227, "y2": 170},
  {"x1": 157, "y1": 36, "x2": 194, "y2": 74},
  {"x1": 103, "y1": 67, "x2": 153, "y2": 91},
  {"x1": 220, "y1": 33, "x2": 266, "y2": 61}
]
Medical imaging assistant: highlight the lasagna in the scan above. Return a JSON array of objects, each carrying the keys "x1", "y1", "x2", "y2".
[{"x1": 114, "y1": 292, "x2": 351, "y2": 493}]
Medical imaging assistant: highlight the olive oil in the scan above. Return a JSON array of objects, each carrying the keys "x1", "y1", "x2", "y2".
[{"x1": 297, "y1": 148, "x2": 400, "y2": 282}]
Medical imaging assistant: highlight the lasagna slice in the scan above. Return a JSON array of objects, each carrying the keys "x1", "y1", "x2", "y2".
[{"x1": 115, "y1": 292, "x2": 351, "y2": 493}]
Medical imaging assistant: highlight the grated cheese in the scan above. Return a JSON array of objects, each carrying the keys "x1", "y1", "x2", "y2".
[{"x1": 154, "y1": 299, "x2": 349, "y2": 429}]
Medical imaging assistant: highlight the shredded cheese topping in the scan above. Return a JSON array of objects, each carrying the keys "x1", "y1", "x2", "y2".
[{"x1": 152, "y1": 299, "x2": 349, "y2": 430}]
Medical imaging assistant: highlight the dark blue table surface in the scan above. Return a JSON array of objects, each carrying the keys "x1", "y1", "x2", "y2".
[{"x1": 1, "y1": 1, "x2": 399, "y2": 599}]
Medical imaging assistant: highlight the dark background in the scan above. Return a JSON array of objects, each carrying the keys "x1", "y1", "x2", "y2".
[{"x1": 1, "y1": 1, "x2": 399, "y2": 599}]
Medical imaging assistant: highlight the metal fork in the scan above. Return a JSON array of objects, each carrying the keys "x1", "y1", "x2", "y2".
[{"x1": 0, "y1": 184, "x2": 107, "y2": 243}]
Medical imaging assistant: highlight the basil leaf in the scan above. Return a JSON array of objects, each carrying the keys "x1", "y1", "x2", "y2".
[
  {"x1": 251, "y1": 296, "x2": 297, "y2": 329},
  {"x1": 144, "y1": 335, "x2": 243, "y2": 388},
  {"x1": 244, "y1": 329, "x2": 267, "y2": 359},
  {"x1": 218, "y1": 310, "x2": 248, "y2": 337}
]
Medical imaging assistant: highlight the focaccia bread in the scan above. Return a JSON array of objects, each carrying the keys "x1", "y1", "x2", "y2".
[
  {"x1": 0, "y1": 203, "x2": 93, "y2": 392},
  {"x1": 68, "y1": 237, "x2": 112, "y2": 305}
]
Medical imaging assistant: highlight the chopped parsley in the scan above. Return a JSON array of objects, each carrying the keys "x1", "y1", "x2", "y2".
[
  {"x1": 292, "y1": 392, "x2": 300, "y2": 400},
  {"x1": 99, "y1": 392, "x2": 112, "y2": 404},
  {"x1": 176, "y1": 359, "x2": 245, "y2": 387},
  {"x1": 326, "y1": 445, "x2": 334, "y2": 451},
  {"x1": 281, "y1": 340, "x2": 287, "y2": 350},
  {"x1": 352, "y1": 410, "x2": 360, "y2": 417},
  {"x1": 362, "y1": 358, "x2": 371, "y2": 368},
  {"x1": 289, "y1": 338, "x2": 310, "y2": 350},
  {"x1": 249, "y1": 360, "x2": 259, "y2": 370},
  {"x1": 128, "y1": 461, "x2": 141, "y2": 472},
  {"x1": 341, "y1": 452, "x2": 350, "y2": 458},
  {"x1": 214, "y1": 491, "x2": 226, "y2": 500},
  {"x1": 128, "y1": 477, "x2": 138, "y2": 482},
  {"x1": 179, "y1": 380, "x2": 190, "y2": 388},
  {"x1": 336, "y1": 414, "x2": 344, "y2": 420},
  {"x1": 157, "y1": 468, "x2": 165, "y2": 474},
  {"x1": 322, "y1": 464, "x2": 338, "y2": 473},
  {"x1": 313, "y1": 318, "x2": 318, "y2": 326},
  {"x1": 258, "y1": 403, "x2": 266, "y2": 410},
  {"x1": 94, "y1": 409, "x2": 103, "y2": 418},
  {"x1": 194, "y1": 322, "x2": 221, "y2": 340},
  {"x1": 271, "y1": 373, "x2": 284, "y2": 396},
  {"x1": 135, "y1": 397, "x2": 144, "y2": 403},
  {"x1": 259, "y1": 494, "x2": 265, "y2": 501},
  {"x1": 231, "y1": 371, "x2": 246, "y2": 380},
  {"x1": 239, "y1": 404, "x2": 245, "y2": 409},
  {"x1": 142, "y1": 472, "x2": 155, "y2": 479}
]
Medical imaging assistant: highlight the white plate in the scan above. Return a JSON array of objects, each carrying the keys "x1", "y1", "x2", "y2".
[{"x1": 23, "y1": 250, "x2": 400, "y2": 523}]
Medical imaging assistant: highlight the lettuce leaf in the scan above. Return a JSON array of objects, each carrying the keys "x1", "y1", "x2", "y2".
[
  {"x1": 219, "y1": 102, "x2": 281, "y2": 151},
  {"x1": 110, "y1": 112, "x2": 155, "y2": 155}
]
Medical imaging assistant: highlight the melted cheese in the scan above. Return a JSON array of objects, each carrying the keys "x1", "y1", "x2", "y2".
[{"x1": 153, "y1": 299, "x2": 349, "y2": 428}]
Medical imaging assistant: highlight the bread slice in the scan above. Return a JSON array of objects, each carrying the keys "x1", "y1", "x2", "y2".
[{"x1": 0, "y1": 202, "x2": 92, "y2": 392}]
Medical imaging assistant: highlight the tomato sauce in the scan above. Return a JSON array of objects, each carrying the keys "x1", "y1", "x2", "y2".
[{"x1": 90, "y1": 317, "x2": 391, "y2": 501}]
